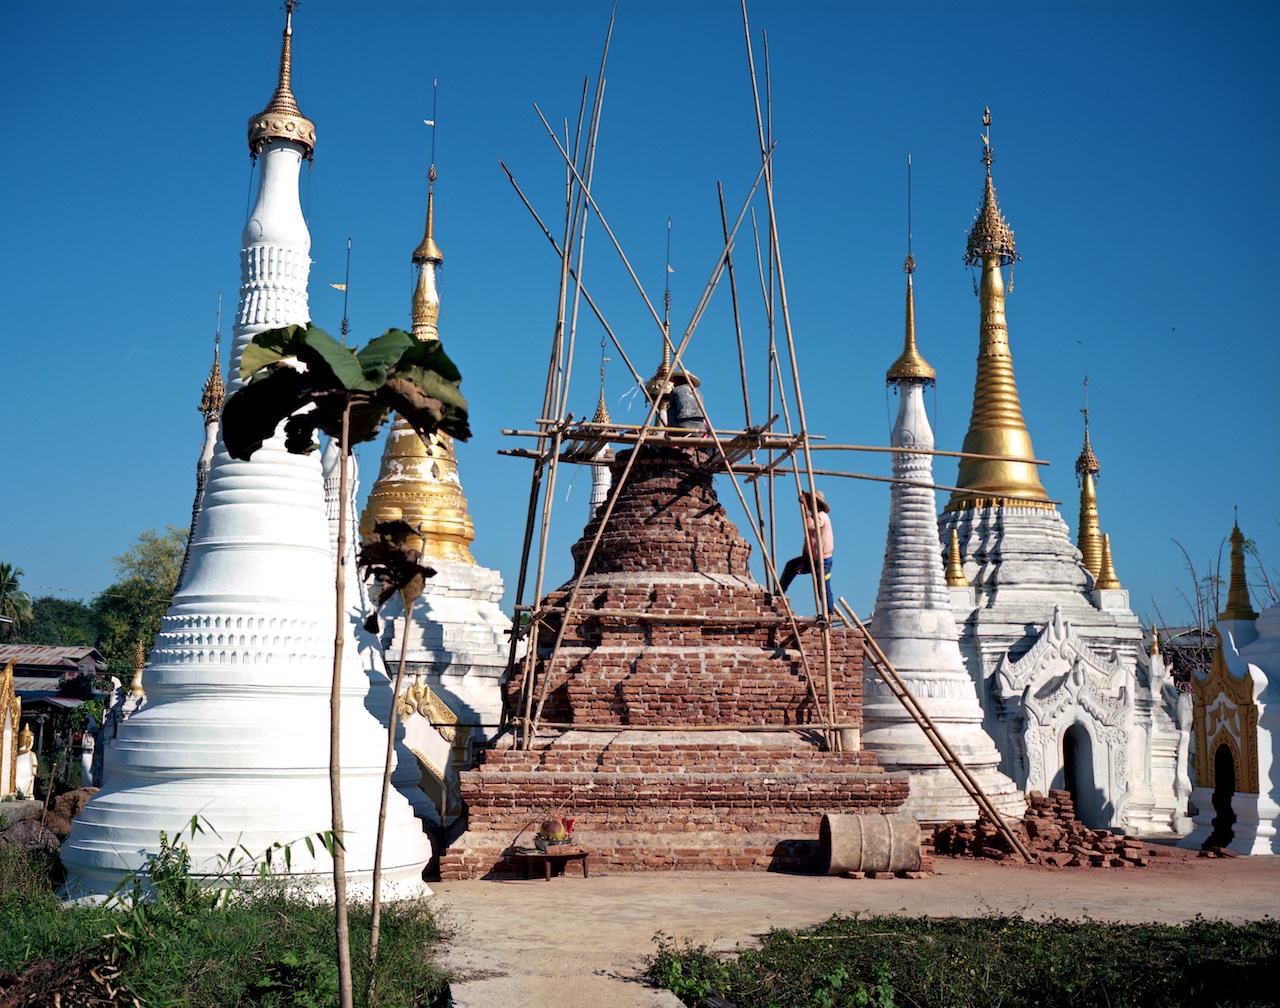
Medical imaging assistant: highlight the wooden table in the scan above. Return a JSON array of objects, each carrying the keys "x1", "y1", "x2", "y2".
[{"x1": 503, "y1": 847, "x2": 590, "y2": 881}]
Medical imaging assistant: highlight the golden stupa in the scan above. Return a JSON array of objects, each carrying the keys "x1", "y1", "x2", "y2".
[
  {"x1": 359, "y1": 167, "x2": 477, "y2": 564},
  {"x1": 946, "y1": 109, "x2": 1051, "y2": 513}
]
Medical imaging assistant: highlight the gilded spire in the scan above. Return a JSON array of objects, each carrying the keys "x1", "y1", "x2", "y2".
[
  {"x1": 946, "y1": 109, "x2": 1050, "y2": 513},
  {"x1": 965, "y1": 108, "x2": 1018, "y2": 268},
  {"x1": 1149, "y1": 625, "x2": 1161, "y2": 656},
  {"x1": 247, "y1": 1, "x2": 316, "y2": 159},
  {"x1": 1075, "y1": 383, "x2": 1103, "y2": 578},
  {"x1": 887, "y1": 254, "x2": 936, "y2": 384},
  {"x1": 593, "y1": 383, "x2": 612, "y2": 425},
  {"x1": 360, "y1": 159, "x2": 477, "y2": 565},
  {"x1": 1096, "y1": 533, "x2": 1121, "y2": 590},
  {"x1": 1219, "y1": 516, "x2": 1258, "y2": 621},
  {"x1": 944, "y1": 528, "x2": 968, "y2": 587},
  {"x1": 199, "y1": 326, "x2": 225, "y2": 423},
  {"x1": 411, "y1": 167, "x2": 443, "y2": 341}
]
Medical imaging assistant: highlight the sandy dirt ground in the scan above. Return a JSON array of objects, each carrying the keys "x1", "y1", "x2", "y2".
[{"x1": 432, "y1": 850, "x2": 1279, "y2": 1007}]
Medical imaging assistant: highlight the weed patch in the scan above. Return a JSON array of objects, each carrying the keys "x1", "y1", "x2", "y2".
[{"x1": 647, "y1": 914, "x2": 1280, "y2": 1007}]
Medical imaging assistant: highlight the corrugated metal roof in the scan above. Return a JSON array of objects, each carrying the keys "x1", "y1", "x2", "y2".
[
  {"x1": 14, "y1": 677, "x2": 61, "y2": 694},
  {"x1": 0, "y1": 645, "x2": 106, "y2": 673}
]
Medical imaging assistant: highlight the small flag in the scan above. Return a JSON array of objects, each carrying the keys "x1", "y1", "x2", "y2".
[
  {"x1": 667, "y1": 265, "x2": 675, "y2": 274},
  {"x1": 423, "y1": 119, "x2": 435, "y2": 126},
  {"x1": 330, "y1": 283, "x2": 347, "y2": 291}
]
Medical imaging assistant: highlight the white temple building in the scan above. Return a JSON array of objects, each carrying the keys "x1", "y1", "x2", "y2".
[
  {"x1": 864, "y1": 251, "x2": 1024, "y2": 823},
  {"x1": 359, "y1": 166, "x2": 511, "y2": 828},
  {"x1": 936, "y1": 114, "x2": 1190, "y2": 834},
  {"x1": 1181, "y1": 521, "x2": 1279, "y2": 853},
  {"x1": 61, "y1": 5, "x2": 433, "y2": 899}
]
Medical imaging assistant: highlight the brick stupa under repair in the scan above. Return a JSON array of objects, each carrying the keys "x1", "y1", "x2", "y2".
[{"x1": 440, "y1": 446, "x2": 907, "y2": 878}]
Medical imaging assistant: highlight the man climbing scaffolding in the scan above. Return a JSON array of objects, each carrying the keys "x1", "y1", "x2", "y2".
[{"x1": 779, "y1": 489, "x2": 834, "y2": 614}]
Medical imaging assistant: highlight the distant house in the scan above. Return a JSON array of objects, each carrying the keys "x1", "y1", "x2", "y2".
[{"x1": 0, "y1": 645, "x2": 109, "y2": 710}]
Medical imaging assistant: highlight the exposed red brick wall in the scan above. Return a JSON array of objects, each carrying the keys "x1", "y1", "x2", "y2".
[{"x1": 445, "y1": 446, "x2": 904, "y2": 878}]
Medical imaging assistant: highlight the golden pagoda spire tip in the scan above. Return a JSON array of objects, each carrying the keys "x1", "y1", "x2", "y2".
[
  {"x1": 247, "y1": 0, "x2": 315, "y2": 158},
  {"x1": 1220, "y1": 513, "x2": 1258, "y2": 621},
  {"x1": 888, "y1": 155, "x2": 935, "y2": 385}
]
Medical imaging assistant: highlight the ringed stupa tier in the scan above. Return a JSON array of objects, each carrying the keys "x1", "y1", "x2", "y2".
[
  {"x1": 937, "y1": 112, "x2": 1187, "y2": 835},
  {"x1": 441, "y1": 445, "x2": 907, "y2": 879},
  {"x1": 359, "y1": 166, "x2": 511, "y2": 766},
  {"x1": 62, "y1": 6, "x2": 432, "y2": 900},
  {"x1": 865, "y1": 253, "x2": 1024, "y2": 822}
]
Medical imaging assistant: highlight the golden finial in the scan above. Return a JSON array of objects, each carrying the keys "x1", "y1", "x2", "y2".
[
  {"x1": 1149, "y1": 625, "x2": 1161, "y2": 656},
  {"x1": 887, "y1": 157, "x2": 935, "y2": 384},
  {"x1": 130, "y1": 640, "x2": 146, "y2": 694},
  {"x1": 1096, "y1": 533, "x2": 1121, "y2": 589},
  {"x1": 1075, "y1": 380, "x2": 1104, "y2": 578},
  {"x1": 411, "y1": 167, "x2": 443, "y2": 342},
  {"x1": 645, "y1": 219, "x2": 698, "y2": 400},
  {"x1": 944, "y1": 529, "x2": 968, "y2": 587},
  {"x1": 199, "y1": 295, "x2": 225, "y2": 422},
  {"x1": 1075, "y1": 377, "x2": 1100, "y2": 482},
  {"x1": 594, "y1": 340, "x2": 612, "y2": 424},
  {"x1": 361, "y1": 137, "x2": 477, "y2": 566},
  {"x1": 413, "y1": 166, "x2": 444, "y2": 267},
  {"x1": 965, "y1": 108, "x2": 1018, "y2": 268},
  {"x1": 247, "y1": 0, "x2": 316, "y2": 159},
  {"x1": 946, "y1": 111, "x2": 1049, "y2": 513},
  {"x1": 1220, "y1": 513, "x2": 1258, "y2": 621}
]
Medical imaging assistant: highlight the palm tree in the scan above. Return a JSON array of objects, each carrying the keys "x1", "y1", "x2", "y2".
[{"x1": 0, "y1": 563, "x2": 33, "y2": 641}]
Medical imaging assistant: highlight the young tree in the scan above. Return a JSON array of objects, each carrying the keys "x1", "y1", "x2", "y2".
[
  {"x1": 222, "y1": 322, "x2": 468, "y2": 1008},
  {"x1": 0, "y1": 563, "x2": 34, "y2": 642},
  {"x1": 93, "y1": 527, "x2": 187, "y2": 677}
]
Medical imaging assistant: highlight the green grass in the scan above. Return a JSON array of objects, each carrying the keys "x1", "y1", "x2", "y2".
[
  {"x1": 647, "y1": 913, "x2": 1280, "y2": 1008},
  {"x1": 0, "y1": 844, "x2": 450, "y2": 1007}
]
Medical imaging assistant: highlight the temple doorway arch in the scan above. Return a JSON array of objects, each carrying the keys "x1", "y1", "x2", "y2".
[
  {"x1": 1062, "y1": 723, "x2": 1105, "y2": 827},
  {"x1": 1206, "y1": 743, "x2": 1237, "y2": 849}
]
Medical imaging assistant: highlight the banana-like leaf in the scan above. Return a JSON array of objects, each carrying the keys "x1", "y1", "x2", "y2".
[
  {"x1": 224, "y1": 324, "x2": 471, "y2": 461},
  {"x1": 221, "y1": 367, "x2": 314, "y2": 460},
  {"x1": 238, "y1": 324, "x2": 310, "y2": 381},
  {"x1": 356, "y1": 329, "x2": 416, "y2": 388},
  {"x1": 300, "y1": 327, "x2": 370, "y2": 391},
  {"x1": 398, "y1": 337, "x2": 463, "y2": 384}
]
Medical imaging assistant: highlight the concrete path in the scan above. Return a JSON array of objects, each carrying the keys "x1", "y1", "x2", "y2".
[{"x1": 433, "y1": 853, "x2": 1279, "y2": 1008}]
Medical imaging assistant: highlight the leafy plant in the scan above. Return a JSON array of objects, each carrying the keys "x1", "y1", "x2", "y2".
[
  {"x1": 221, "y1": 324, "x2": 469, "y2": 462},
  {"x1": 222, "y1": 322, "x2": 468, "y2": 1008}
]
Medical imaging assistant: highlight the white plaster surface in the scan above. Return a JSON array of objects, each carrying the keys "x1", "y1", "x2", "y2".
[
  {"x1": 61, "y1": 138, "x2": 432, "y2": 899},
  {"x1": 866, "y1": 380, "x2": 1023, "y2": 821}
]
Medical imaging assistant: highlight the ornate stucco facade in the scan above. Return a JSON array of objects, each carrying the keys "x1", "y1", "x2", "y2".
[
  {"x1": 937, "y1": 115, "x2": 1189, "y2": 834},
  {"x1": 61, "y1": 7, "x2": 432, "y2": 899}
]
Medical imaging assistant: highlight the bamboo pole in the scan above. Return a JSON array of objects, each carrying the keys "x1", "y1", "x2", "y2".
[{"x1": 839, "y1": 599, "x2": 1033, "y2": 863}]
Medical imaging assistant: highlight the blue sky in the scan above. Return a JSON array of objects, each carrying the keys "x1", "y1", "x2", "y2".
[{"x1": 3, "y1": 1, "x2": 1278, "y2": 630}]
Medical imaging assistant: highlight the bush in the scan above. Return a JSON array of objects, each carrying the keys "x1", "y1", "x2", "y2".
[
  {"x1": 647, "y1": 914, "x2": 1280, "y2": 1008},
  {"x1": 0, "y1": 836, "x2": 450, "y2": 1006}
]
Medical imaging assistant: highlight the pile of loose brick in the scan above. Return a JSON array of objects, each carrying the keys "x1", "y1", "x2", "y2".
[{"x1": 934, "y1": 789, "x2": 1154, "y2": 867}]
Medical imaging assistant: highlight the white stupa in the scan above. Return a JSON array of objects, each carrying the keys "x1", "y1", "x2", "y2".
[
  {"x1": 61, "y1": 5, "x2": 433, "y2": 899},
  {"x1": 936, "y1": 113, "x2": 1187, "y2": 833},
  {"x1": 864, "y1": 252, "x2": 1025, "y2": 822}
]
